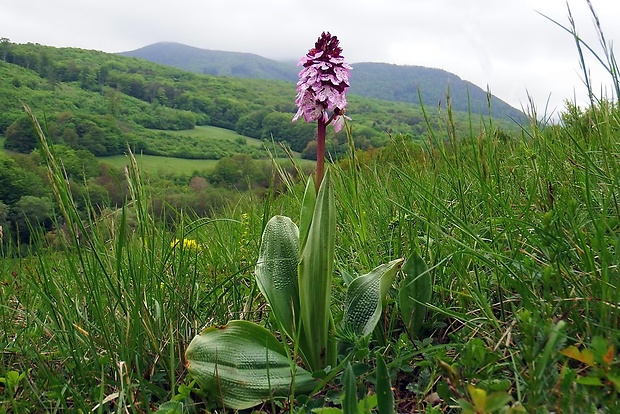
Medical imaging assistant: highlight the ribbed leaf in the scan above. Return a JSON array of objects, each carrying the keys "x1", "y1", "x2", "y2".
[
  {"x1": 185, "y1": 320, "x2": 316, "y2": 410},
  {"x1": 399, "y1": 253, "x2": 432, "y2": 338},
  {"x1": 298, "y1": 169, "x2": 336, "y2": 371},
  {"x1": 343, "y1": 258, "x2": 404, "y2": 336},
  {"x1": 254, "y1": 215, "x2": 300, "y2": 340}
]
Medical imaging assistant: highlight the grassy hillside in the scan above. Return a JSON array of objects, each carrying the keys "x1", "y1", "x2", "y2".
[
  {"x1": 0, "y1": 41, "x2": 523, "y2": 162},
  {"x1": 100, "y1": 153, "x2": 219, "y2": 175},
  {"x1": 166, "y1": 125, "x2": 265, "y2": 147}
]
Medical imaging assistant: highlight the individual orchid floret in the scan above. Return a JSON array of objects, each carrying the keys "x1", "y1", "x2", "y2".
[
  {"x1": 293, "y1": 32, "x2": 352, "y2": 130},
  {"x1": 332, "y1": 108, "x2": 352, "y2": 133}
]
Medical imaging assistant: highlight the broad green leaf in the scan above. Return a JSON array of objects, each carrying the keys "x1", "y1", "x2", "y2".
[
  {"x1": 359, "y1": 394, "x2": 378, "y2": 413},
  {"x1": 485, "y1": 392, "x2": 513, "y2": 412},
  {"x1": 298, "y1": 169, "x2": 336, "y2": 371},
  {"x1": 343, "y1": 258, "x2": 404, "y2": 336},
  {"x1": 155, "y1": 401, "x2": 184, "y2": 414},
  {"x1": 185, "y1": 320, "x2": 316, "y2": 410},
  {"x1": 399, "y1": 252, "x2": 432, "y2": 338},
  {"x1": 375, "y1": 353, "x2": 394, "y2": 414},
  {"x1": 575, "y1": 376, "x2": 603, "y2": 386},
  {"x1": 255, "y1": 215, "x2": 300, "y2": 340}
]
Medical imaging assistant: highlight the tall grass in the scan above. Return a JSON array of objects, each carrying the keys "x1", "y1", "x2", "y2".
[{"x1": 0, "y1": 107, "x2": 268, "y2": 412}]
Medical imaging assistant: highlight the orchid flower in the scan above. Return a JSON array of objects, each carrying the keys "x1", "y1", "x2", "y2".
[
  {"x1": 293, "y1": 32, "x2": 351, "y2": 129},
  {"x1": 293, "y1": 32, "x2": 351, "y2": 191}
]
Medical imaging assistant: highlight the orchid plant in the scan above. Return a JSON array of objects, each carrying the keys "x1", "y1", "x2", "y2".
[
  {"x1": 293, "y1": 32, "x2": 351, "y2": 191},
  {"x1": 184, "y1": 33, "x2": 431, "y2": 411}
]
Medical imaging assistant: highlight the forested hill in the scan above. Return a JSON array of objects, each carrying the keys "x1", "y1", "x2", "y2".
[
  {"x1": 0, "y1": 41, "x2": 521, "y2": 161},
  {"x1": 120, "y1": 42, "x2": 525, "y2": 122}
]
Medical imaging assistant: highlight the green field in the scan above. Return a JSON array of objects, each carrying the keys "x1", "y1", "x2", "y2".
[
  {"x1": 99, "y1": 153, "x2": 219, "y2": 174},
  {"x1": 165, "y1": 125, "x2": 265, "y2": 148},
  {"x1": 99, "y1": 151, "x2": 315, "y2": 176}
]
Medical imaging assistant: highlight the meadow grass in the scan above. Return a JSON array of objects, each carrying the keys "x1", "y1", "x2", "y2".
[
  {"x1": 99, "y1": 152, "x2": 314, "y2": 178},
  {"x1": 7, "y1": 95, "x2": 620, "y2": 412},
  {"x1": 99, "y1": 153, "x2": 220, "y2": 175},
  {"x1": 165, "y1": 125, "x2": 266, "y2": 148}
]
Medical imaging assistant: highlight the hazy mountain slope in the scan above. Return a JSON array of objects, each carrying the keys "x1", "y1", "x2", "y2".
[
  {"x1": 120, "y1": 42, "x2": 525, "y2": 121},
  {"x1": 118, "y1": 42, "x2": 298, "y2": 82},
  {"x1": 349, "y1": 62, "x2": 524, "y2": 121}
]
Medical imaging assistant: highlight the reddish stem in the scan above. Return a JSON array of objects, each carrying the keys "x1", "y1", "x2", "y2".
[{"x1": 316, "y1": 117, "x2": 326, "y2": 193}]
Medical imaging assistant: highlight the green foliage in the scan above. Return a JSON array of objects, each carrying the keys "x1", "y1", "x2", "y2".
[
  {"x1": 184, "y1": 170, "x2": 420, "y2": 409},
  {"x1": 558, "y1": 336, "x2": 620, "y2": 410},
  {"x1": 0, "y1": 153, "x2": 42, "y2": 205},
  {"x1": 0, "y1": 41, "x2": 521, "y2": 162},
  {"x1": 3, "y1": 115, "x2": 38, "y2": 153},
  {"x1": 398, "y1": 252, "x2": 433, "y2": 339},
  {"x1": 343, "y1": 258, "x2": 403, "y2": 336},
  {"x1": 254, "y1": 215, "x2": 300, "y2": 341},
  {"x1": 185, "y1": 320, "x2": 316, "y2": 410}
]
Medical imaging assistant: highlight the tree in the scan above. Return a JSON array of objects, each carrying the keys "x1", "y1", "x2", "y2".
[
  {"x1": 210, "y1": 154, "x2": 263, "y2": 189},
  {"x1": 209, "y1": 97, "x2": 247, "y2": 129},
  {"x1": 3, "y1": 116, "x2": 39, "y2": 153},
  {"x1": 0, "y1": 38, "x2": 11, "y2": 61},
  {"x1": 261, "y1": 112, "x2": 315, "y2": 152},
  {"x1": 10, "y1": 195, "x2": 55, "y2": 243},
  {"x1": 301, "y1": 140, "x2": 318, "y2": 160},
  {"x1": 0, "y1": 154, "x2": 35, "y2": 204},
  {"x1": 235, "y1": 110, "x2": 268, "y2": 138}
]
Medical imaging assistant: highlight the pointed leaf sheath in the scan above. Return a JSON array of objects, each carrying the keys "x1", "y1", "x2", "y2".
[
  {"x1": 299, "y1": 177, "x2": 316, "y2": 253},
  {"x1": 398, "y1": 253, "x2": 432, "y2": 338},
  {"x1": 344, "y1": 258, "x2": 404, "y2": 336},
  {"x1": 298, "y1": 169, "x2": 336, "y2": 371},
  {"x1": 254, "y1": 215, "x2": 300, "y2": 340},
  {"x1": 341, "y1": 362, "x2": 358, "y2": 414},
  {"x1": 375, "y1": 352, "x2": 395, "y2": 414},
  {"x1": 185, "y1": 320, "x2": 316, "y2": 410}
]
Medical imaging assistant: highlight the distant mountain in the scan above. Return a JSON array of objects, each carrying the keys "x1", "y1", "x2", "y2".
[
  {"x1": 349, "y1": 63, "x2": 524, "y2": 121},
  {"x1": 118, "y1": 42, "x2": 298, "y2": 82},
  {"x1": 120, "y1": 42, "x2": 525, "y2": 122}
]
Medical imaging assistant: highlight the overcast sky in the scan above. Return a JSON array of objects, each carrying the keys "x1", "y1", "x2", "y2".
[{"x1": 2, "y1": 0, "x2": 619, "y2": 118}]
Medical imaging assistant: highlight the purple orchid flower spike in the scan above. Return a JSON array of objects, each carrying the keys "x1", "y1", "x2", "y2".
[
  {"x1": 293, "y1": 32, "x2": 352, "y2": 128},
  {"x1": 293, "y1": 32, "x2": 351, "y2": 191}
]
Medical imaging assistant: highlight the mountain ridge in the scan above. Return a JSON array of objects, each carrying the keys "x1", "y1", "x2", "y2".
[{"x1": 119, "y1": 42, "x2": 525, "y2": 121}]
